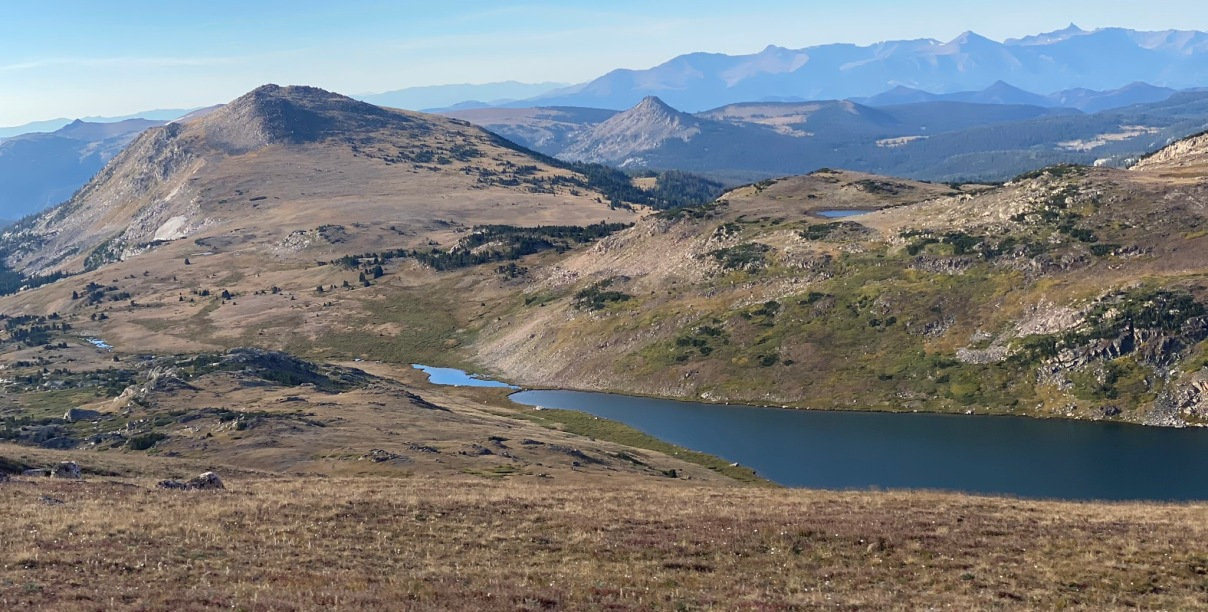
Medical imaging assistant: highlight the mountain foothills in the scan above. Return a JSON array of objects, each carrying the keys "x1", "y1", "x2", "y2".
[
  {"x1": 521, "y1": 25, "x2": 1208, "y2": 111},
  {"x1": 7, "y1": 83, "x2": 1208, "y2": 607}
]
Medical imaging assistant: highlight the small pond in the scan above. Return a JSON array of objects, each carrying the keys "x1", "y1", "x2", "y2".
[
  {"x1": 816, "y1": 210, "x2": 870, "y2": 218},
  {"x1": 411, "y1": 364, "x2": 518, "y2": 389}
]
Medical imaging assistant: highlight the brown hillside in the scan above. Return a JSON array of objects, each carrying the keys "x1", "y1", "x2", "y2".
[{"x1": 4, "y1": 84, "x2": 637, "y2": 276}]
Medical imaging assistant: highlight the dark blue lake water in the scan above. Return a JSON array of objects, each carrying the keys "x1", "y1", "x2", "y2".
[
  {"x1": 414, "y1": 366, "x2": 1208, "y2": 500},
  {"x1": 510, "y1": 390, "x2": 1208, "y2": 501}
]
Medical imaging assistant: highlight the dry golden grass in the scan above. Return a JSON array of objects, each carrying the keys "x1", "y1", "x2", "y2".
[{"x1": 1, "y1": 476, "x2": 1206, "y2": 610}]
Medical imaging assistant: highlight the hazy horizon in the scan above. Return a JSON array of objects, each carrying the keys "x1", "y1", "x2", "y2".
[{"x1": 3, "y1": 0, "x2": 1208, "y2": 127}]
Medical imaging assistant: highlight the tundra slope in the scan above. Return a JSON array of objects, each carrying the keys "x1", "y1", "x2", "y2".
[{"x1": 473, "y1": 145, "x2": 1208, "y2": 426}]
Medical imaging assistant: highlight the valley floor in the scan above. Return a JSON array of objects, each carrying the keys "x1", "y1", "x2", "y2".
[{"x1": 2, "y1": 475, "x2": 1207, "y2": 610}]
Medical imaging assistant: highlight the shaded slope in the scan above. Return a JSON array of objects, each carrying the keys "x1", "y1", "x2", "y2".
[{"x1": 0, "y1": 119, "x2": 163, "y2": 221}]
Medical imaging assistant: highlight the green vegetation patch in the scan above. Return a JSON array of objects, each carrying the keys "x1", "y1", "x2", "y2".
[
  {"x1": 371, "y1": 222, "x2": 632, "y2": 272},
  {"x1": 671, "y1": 323, "x2": 729, "y2": 361},
  {"x1": 709, "y1": 243, "x2": 772, "y2": 272},
  {"x1": 83, "y1": 235, "x2": 124, "y2": 272},
  {"x1": 800, "y1": 221, "x2": 868, "y2": 241},
  {"x1": 126, "y1": 432, "x2": 167, "y2": 451},
  {"x1": 573, "y1": 279, "x2": 633, "y2": 312},
  {"x1": 654, "y1": 200, "x2": 727, "y2": 222}
]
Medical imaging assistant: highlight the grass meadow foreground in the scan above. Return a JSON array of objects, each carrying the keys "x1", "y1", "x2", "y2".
[{"x1": 2, "y1": 475, "x2": 1207, "y2": 610}]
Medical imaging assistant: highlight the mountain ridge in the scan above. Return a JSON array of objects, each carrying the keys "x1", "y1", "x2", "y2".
[
  {"x1": 509, "y1": 26, "x2": 1208, "y2": 111},
  {"x1": 455, "y1": 91, "x2": 1208, "y2": 183}
]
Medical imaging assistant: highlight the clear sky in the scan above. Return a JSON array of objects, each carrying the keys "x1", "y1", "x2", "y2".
[{"x1": 2, "y1": 0, "x2": 1207, "y2": 126}]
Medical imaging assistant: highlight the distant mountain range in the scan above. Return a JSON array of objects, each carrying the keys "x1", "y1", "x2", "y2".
[
  {"x1": 493, "y1": 25, "x2": 1208, "y2": 112},
  {"x1": 450, "y1": 90, "x2": 1208, "y2": 183},
  {"x1": 0, "y1": 109, "x2": 189, "y2": 140},
  {"x1": 857, "y1": 81, "x2": 1179, "y2": 113},
  {"x1": 0, "y1": 118, "x2": 165, "y2": 222},
  {"x1": 355, "y1": 81, "x2": 570, "y2": 112}
]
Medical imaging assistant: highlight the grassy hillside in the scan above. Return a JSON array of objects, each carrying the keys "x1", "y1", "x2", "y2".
[
  {"x1": 471, "y1": 166, "x2": 1208, "y2": 426},
  {"x1": 3, "y1": 475, "x2": 1207, "y2": 609}
]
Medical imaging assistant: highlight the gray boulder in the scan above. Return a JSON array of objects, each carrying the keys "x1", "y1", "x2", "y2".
[
  {"x1": 188, "y1": 472, "x2": 224, "y2": 489},
  {"x1": 157, "y1": 471, "x2": 224, "y2": 490},
  {"x1": 51, "y1": 461, "x2": 81, "y2": 479},
  {"x1": 63, "y1": 407, "x2": 102, "y2": 422}
]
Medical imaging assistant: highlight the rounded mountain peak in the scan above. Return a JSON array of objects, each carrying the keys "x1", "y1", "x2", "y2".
[{"x1": 196, "y1": 84, "x2": 401, "y2": 154}]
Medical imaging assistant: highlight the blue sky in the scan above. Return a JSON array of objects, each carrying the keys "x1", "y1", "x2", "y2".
[{"x1": 2, "y1": 0, "x2": 1207, "y2": 126}]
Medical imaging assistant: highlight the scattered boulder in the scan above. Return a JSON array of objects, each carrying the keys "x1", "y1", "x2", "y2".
[
  {"x1": 189, "y1": 472, "x2": 224, "y2": 489},
  {"x1": 0, "y1": 472, "x2": 8, "y2": 483},
  {"x1": 50, "y1": 461, "x2": 81, "y2": 479},
  {"x1": 63, "y1": 407, "x2": 102, "y2": 422},
  {"x1": 157, "y1": 471, "x2": 224, "y2": 490},
  {"x1": 459, "y1": 444, "x2": 494, "y2": 456},
  {"x1": 548, "y1": 445, "x2": 606, "y2": 465},
  {"x1": 360, "y1": 449, "x2": 407, "y2": 463}
]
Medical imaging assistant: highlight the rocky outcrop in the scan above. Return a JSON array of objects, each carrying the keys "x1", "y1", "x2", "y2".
[
  {"x1": 1132, "y1": 131, "x2": 1208, "y2": 171},
  {"x1": 63, "y1": 407, "x2": 101, "y2": 422},
  {"x1": 360, "y1": 449, "x2": 408, "y2": 463},
  {"x1": 157, "y1": 471, "x2": 224, "y2": 490},
  {"x1": 51, "y1": 461, "x2": 81, "y2": 479}
]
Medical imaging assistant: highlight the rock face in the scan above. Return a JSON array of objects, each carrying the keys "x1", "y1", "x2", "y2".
[
  {"x1": 50, "y1": 461, "x2": 81, "y2": 479},
  {"x1": 1132, "y1": 132, "x2": 1208, "y2": 172},
  {"x1": 157, "y1": 471, "x2": 224, "y2": 490}
]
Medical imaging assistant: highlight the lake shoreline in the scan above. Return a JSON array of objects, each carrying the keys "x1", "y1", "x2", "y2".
[
  {"x1": 413, "y1": 362, "x2": 1204, "y2": 429},
  {"x1": 416, "y1": 364, "x2": 1208, "y2": 501}
]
